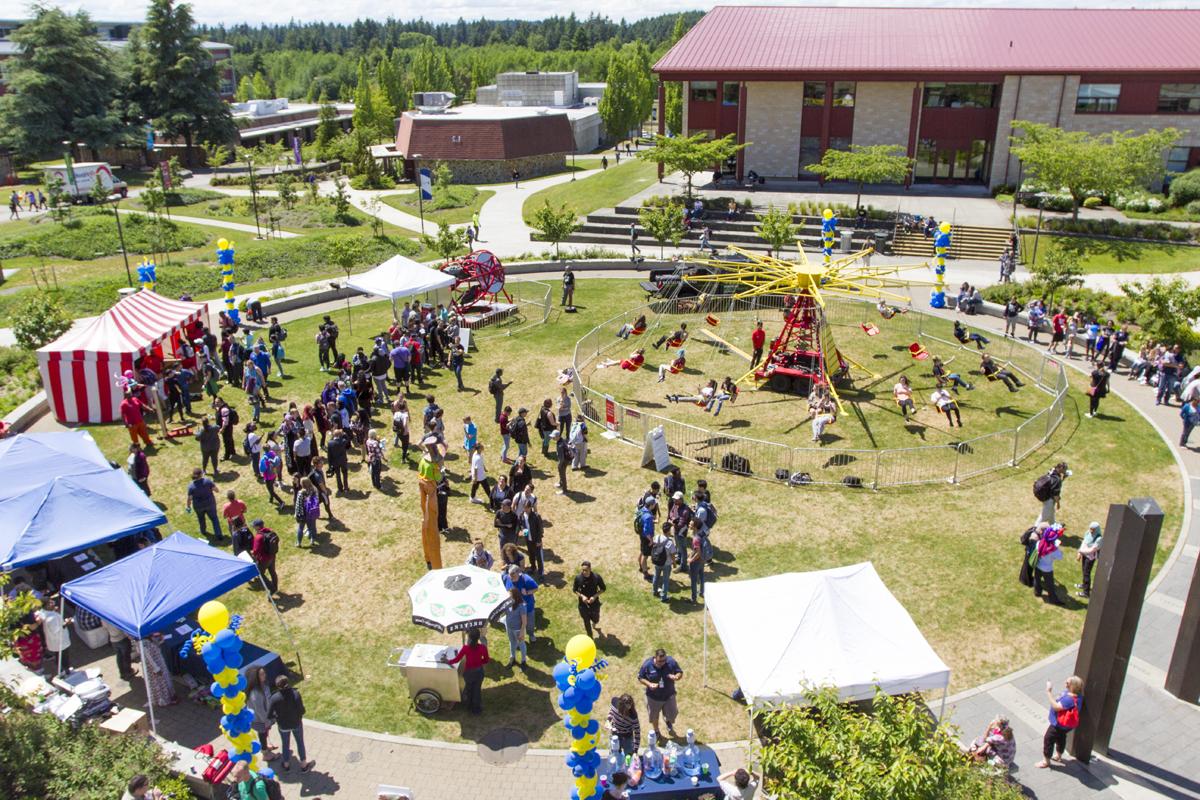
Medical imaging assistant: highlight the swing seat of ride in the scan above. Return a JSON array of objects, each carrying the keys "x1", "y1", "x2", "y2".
[
  {"x1": 909, "y1": 342, "x2": 930, "y2": 361},
  {"x1": 630, "y1": 325, "x2": 646, "y2": 336},
  {"x1": 669, "y1": 361, "x2": 686, "y2": 374},
  {"x1": 167, "y1": 424, "x2": 195, "y2": 439},
  {"x1": 621, "y1": 360, "x2": 642, "y2": 371},
  {"x1": 667, "y1": 337, "x2": 685, "y2": 348},
  {"x1": 705, "y1": 315, "x2": 720, "y2": 327},
  {"x1": 861, "y1": 323, "x2": 880, "y2": 336}
]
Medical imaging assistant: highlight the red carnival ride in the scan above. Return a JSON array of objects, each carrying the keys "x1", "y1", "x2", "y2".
[{"x1": 440, "y1": 250, "x2": 511, "y2": 316}]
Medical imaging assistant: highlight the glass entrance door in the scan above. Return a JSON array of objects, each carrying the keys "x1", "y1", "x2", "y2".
[{"x1": 914, "y1": 139, "x2": 991, "y2": 183}]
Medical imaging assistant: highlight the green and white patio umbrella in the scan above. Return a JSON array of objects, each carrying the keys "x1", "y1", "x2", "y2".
[{"x1": 408, "y1": 565, "x2": 512, "y2": 633}]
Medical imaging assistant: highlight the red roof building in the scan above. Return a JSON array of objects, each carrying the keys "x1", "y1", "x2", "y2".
[
  {"x1": 653, "y1": 6, "x2": 1200, "y2": 187},
  {"x1": 395, "y1": 108, "x2": 578, "y2": 184}
]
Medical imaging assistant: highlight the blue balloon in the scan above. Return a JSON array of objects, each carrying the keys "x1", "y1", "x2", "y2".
[
  {"x1": 586, "y1": 719, "x2": 599, "y2": 735},
  {"x1": 232, "y1": 675, "x2": 247, "y2": 694},
  {"x1": 585, "y1": 751, "x2": 602, "y2": 769},
  {"x1": 571, "y1": 791, "x2": 580, "y2": 800},
  {"x1": 230, "y1": 752, "x2": 252, "y2": 764},
  {"x1": 210, "y1": 681, "x2": 225, "y2": 698},
  {"x1": 587, "y1": 682, "x2": 603, "y2": 703},
  {"x1": 250, "y1": 740, "x2": 261, "y2": 754},
  {"x1": 589, "y1": 787, "x2": 605, "y2": 800},
  {"x1": 562, "y1": 686, "x2": 577, "y2": 707},
  {"x1": 572, "y1": 765, "x2": 584, "y2": 778},
  {"x1": 558, "y1": 694, "x2": 573, "y2": 711},
  {"x1": 576, "y1": 669, "x2": 596, "y2": 691},
  {"x1": 581, "y1": 764, "x2": 596, "y2": 779},
  {"x1": 224, "y1": 651, "x2": 243, "y2": 669},
  {"x1": 571, "y1": 725, "x2": 586, "y2": 740},
  {"x1": 565, "y1": 752, "x2": 580, "y2": 768},
  {"x1": 577, "y1": 698, "x2": 593, "y2": 715},
  {"x1": 552, "y1": 661, "x2": 573, "y2": 690}
]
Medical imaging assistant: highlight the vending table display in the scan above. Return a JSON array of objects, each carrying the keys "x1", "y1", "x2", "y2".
[
  {"x1": 618, "y1": 744, "x2": 722, "y2": 800},
  {"x1": 389, "y1": 643, "x2": 464, "y2": 714}
]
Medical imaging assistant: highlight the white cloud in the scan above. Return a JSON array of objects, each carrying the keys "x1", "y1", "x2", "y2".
[{"x1": 31, "y1": 0, "x2": 1200, "y2": 27}]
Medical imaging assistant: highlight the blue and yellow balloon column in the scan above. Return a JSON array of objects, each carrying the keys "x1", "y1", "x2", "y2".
[
  {"x1": 555, "y1": 635, "x2": 606, "y2": 800},
  {"x1": 182, "y1": 601, "x2": 260, "y2": 770},
  {"x1": 929, "y1": 222, "x2": 952, "y2": 308},
  {"x1": 137, "y1": 258, "x2": 157, "y2": 292},
  {"x1": 218, "y1": 239, "x2": 239, "y2": 324},
  {"x1": 821, "y1": 209, "x2": 837, "y2": 267}
]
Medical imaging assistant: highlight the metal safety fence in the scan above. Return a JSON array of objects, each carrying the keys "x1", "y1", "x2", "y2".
[{"x1": 571, "y1": 294, "x2": 1070, "y2": 489}]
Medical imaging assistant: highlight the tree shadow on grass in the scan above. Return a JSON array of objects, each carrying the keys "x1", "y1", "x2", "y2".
[
  {"x1": 444, "y1": 526, "x2": 471, "y2": 544},
  {"x1": 1050, "y1": 234, "x2": 1154, "y2": 265}
]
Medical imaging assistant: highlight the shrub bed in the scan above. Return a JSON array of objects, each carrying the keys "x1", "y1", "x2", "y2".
[
  {"x1": 0, "y1": 347, "x2": 41, "y2": 417},
  {"x1": 981, "y1": 280, "x2": 1132, "y2": 323},
  {"x1": 0, "y1": 211, "x2": 211, "y2": 260},
  {"x1": 1015, "y1": 215, "x2": 1196, "y2": 243}
]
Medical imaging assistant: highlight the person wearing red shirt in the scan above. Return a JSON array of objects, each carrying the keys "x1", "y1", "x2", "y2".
[
  {"x1": 750, "y1": 321, "x2": 766, "y2": 368},
  {"x1": 120, "y1": 392, "x2": 153, "y2": 446},
  {"x1": 442, "y1": 629, "x2": 490, "y2": 714},
  {"x1": 1049, "y1": 309, "x2": 1068, "y2": 356},
  {"x1": 250, "y1": 519, "x2": 280, "y2": 594}
]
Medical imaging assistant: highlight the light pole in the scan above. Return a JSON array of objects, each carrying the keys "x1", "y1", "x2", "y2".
[
  {"x1": 246, "y1": 151, "x2": 263, "y2": 239},
  {"x1": 111, "y1": 197, "x2": 133, "y2": 287},
  {"x1": 413, "y1": 153, "x2": 426, "y2": 235}
]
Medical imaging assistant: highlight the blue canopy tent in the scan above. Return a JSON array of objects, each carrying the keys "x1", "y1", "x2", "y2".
[
  {"x1": 0, "y1": 469, "x2": 168, "y2": 571},
  {"x1": 0, "y1": 431, "x2": 112, "y2": 503},
  {"x1": 61, "y1": 532, "x2": 297, "y2": 733}
]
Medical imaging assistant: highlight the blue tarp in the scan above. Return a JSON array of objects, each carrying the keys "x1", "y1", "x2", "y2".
[
  {"x1": 0, "y1": 431, "x2": 111, "y2": 502},
  {"x1": 60, "y1": 532, "x2": 259, "y2": 639},
  {"x1": 1, "y1": 468, "x2": 168, "y2": 571}
]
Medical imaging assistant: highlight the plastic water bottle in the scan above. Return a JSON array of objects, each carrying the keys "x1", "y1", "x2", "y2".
[
  {"x1": 682, "y1": 728, "x2": 698, "y2": 771},
  {"x1": 607, "y1": 735, "x2": 621, "y2": 775}
]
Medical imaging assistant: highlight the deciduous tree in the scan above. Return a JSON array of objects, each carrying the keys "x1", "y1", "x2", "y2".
[
  {"x1": 638, "y1": 203, "x2": 686, "y2": 258},
  {"x1": 1120, "y1": 276, "x2": 1200, "y2": 352},
  {"x1": 638, "y1": 132, "x2": 746, "y2": 199},
  {"x1": 754, "y1": 205, "x2": 798, "y2": 256},
  {"x1": 421, "y1": 221, "x2": 468, "y2": 263},
  {"x1": 1030, "y1": 241, "x2": 1084, "y2": 305},
  {"x1": 805, "y1": 144, "x2": 913, "y2": 212},
  {"x1": 530, "y1": 201, "x2": 580, "y2": 257},
  {"x1": 1011, "y1": 121, "x2": 1180, "y2": 220}
]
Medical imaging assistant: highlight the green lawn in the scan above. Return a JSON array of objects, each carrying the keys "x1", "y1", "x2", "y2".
[
  {"x1": 1121, "y1": 206, "x2": 1200, "y2": 224},
  {"x1": 381, "y1": 187, "x2": 495, "y2": 225},
  {"x1": 1021, "y1": 233, "x2": 1200, "y2": 273},
  {"x1": 522, "y1": 159, "x2": 658, "y2": 224},
  {"x1": 72, "y1": 278, "x2": 1181, "y2": 746}
]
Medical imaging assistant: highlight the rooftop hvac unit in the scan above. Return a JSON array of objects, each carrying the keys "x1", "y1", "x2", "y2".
[{"x1": 413, "y1": 92, "x2": 456, "y2": 113}]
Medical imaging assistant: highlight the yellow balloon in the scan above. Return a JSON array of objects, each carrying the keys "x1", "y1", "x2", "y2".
[
  {"x1": 221, "y1": 697, "x2": 238, "y2": 714},
  {"x1": 939, "y1": 221, "x2": 952, "y2": 234},
  {"x1": 568, "y1": 709, "x2": 588, "y2": 727},
  {"x1": 198, "y1": 601, "x2": 230, "y2": 634},
  {"x1": 564, "y1": 635, "x2": 596, "y2": 670},
  {"x1": 218, "y1": 238, "x2": 230, "y2": 250},
  {"x1": 576, "y1": 776, "x2": 597, "y2": 796},
  {"x1": 215, "y1": 667, "x2": 239, "y2": 685},
  {"x1": 822, "y1": 208, "x2": 833, "y2": 220},
  {"x1": 570, "y1": 738, "x2": 590, "y2": 754}
]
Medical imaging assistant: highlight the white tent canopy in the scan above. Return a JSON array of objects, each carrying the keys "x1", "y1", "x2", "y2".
[
  {"x1": 347, "y1": 255, "x2": 454, "y2": 302},
  {"x1": 703, "y1": 563, "x2": 950, "y2": 710}
]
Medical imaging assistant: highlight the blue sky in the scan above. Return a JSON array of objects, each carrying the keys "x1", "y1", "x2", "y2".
[{"x1": 35, "y1": 0, "x2": 1198, "y2": 28}]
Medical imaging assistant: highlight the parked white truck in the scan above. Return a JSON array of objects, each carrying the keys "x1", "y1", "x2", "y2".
[{"x1": 41, "y1": 162, "x2": 128, "y2": 201}]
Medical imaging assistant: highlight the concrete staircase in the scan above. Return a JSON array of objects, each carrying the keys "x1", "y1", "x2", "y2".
[
  {"x1": 564, "y1": 206, "x2": 894, "y2": 255},
  {"x1": 891, "y1": 224, "x2": 1013, "y2": 261}
]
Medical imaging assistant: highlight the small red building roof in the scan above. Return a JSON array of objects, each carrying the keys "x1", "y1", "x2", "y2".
[
  {"x1": 655, "y1": 6, "x2": 1200, "y2": 78},
  {"x1": 396, "y1": 111, "x2": 575, "y2": 161}
]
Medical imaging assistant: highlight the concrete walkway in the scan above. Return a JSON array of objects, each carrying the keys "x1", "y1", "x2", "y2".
[
  {"x1": 118, "y1": 208, "x2": 300, "y2": 239},
  {"x1": 926, "y1": 305, "x2": 1200, "y2": 800}
]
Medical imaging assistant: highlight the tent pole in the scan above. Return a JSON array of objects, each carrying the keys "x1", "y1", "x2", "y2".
[
  {"x1": 702, "y1": 607, "x2": 708, "y2": 689},
  {"x1": 260, "y1": 583, "x2": 303, "y2": 676},
  {"x1": 150, "y1": 383, "x2": 168, "y2": 438},
  {"x1": 391, "y1": 297, "x2": 398, "y2": 323},
  {"x1": 139, "y1": 638, "x2": 159, "y2": 735},
  {"x1": 937, "y1": 686, "x2": 947, "y2": 724}
]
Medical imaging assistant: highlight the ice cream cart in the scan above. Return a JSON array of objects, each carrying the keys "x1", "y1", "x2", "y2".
[{"x1": 388, "y1": 643, "x2": 464, "y2": 715}]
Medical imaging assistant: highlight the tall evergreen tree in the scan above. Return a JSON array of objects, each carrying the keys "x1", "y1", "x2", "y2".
[
  {"x1": 129, "y1": 0, "x2": 235, "y2": 165},
  {"x1": 252, "y1": 72, "x2": 272, "y2": 99},
  {"x1": 0, "y1": 6, "x2": 129, "y2": 159},
  {"x1": 235, "y1": 74, "x2": 255, "y2": 102},
  {"x1": 410, "y1": 40, "x2": 454, "y2": 93},
  {"x1": 351, "y1": 59, "x2": 377, "y2": 136},
  {"x1": 663, "y1": 15, "x2": 685, "y2": 135}
]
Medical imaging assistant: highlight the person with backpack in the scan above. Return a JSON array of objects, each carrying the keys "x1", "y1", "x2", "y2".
[
  {"x1": 294, "y1": 478, "x2": 321, "y2": 546},
  {"x1": 510, "y1": 407, "x2": 531, "y2": 460},
  {"x1": 536, "y1": 398, "x2": 557, "y2": 457},
  {"x1": 326, "y1": 428, "x2": 351, "y2": 494},
  {"x1": 1036, "y1": 675, "x2": 1083, "y2": 769},
  {"x1": 259, "y1": 444, "x2": 286, "y2": 509},
  {"x1": 552, "y1": 431, "x2": 571, "y2": 494},
  {"x1": 650, "y1": 521, "x2": 677, "y2": 603},
  {"x1": 489, "y1": 368, "x2": 511, "y2": 423},
  {"x1": 569, "y1": 413, "x2": 589, "y2": 470},
  {"x1": 251, "y1": 519, "x2": 280, "y2": 594},
  {"x1": 1032, "y1": 524, "x2": 1066, "y2": 606},
  {"x1": 1034, "y1": 462, "x2": 1069, "y2": 524},
  {"x1": 186, "y1": 468, "x2": 224, "y2": 543},
  {"x1": 692, "y1": 490, "x2": 716, "y2": 562},
  {"x1": 686, "y1": 517, "x2": 706, "y2": 603},
  {"x1": 636, "y1": 495, "x2": 659, "y2": 578}
]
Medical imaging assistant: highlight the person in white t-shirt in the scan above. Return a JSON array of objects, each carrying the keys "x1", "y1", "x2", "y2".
[
  {"x1": 718, "y1": 768, "x2": 759, "y2": 800},
  {"x1": 35, "y1": 597, "x2": 72, "y2": 675},
  {"x1": 893, "y1": 375, "x2": 915, "y2": 418},
  {"x1": 930, "y1": 388, "x2": 962, "y2": 427},
  {"x1": 469, "y1": 444, "x2": 491, "y2": 504}
]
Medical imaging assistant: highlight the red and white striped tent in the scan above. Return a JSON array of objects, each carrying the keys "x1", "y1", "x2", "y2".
[{"x1": 38, "y1": 291, "x2": 208, "y2": 424}]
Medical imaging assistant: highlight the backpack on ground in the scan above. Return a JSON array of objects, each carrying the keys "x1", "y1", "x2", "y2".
[
  {"x1": 651, "y1": 538, "x2": 669, "y2": 567},
  {"x1": 1033, "y1": 474, "x2": 1059, "y2": 502},
  {"x1": 697, "y1": 500, "x2": 717, "y2": 530}
]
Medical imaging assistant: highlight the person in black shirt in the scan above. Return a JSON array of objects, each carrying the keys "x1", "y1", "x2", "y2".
[
  {"x1": 554, "y1": 431, "x2": 570, "y2": 494},
  {"x1": 326, "y1": 428, "x2": 350, "y2": 493},
  {"x1": 509, "y1": 455, "x2": 532, "y2": 494},
  {"x1": 573, "y1": 561, "x2": 607, "y2": 637},
  {"x1": 494, "y1": 498, "x2": 518, "y2": 551},
  {"x1": 523, "y1": 506, "x2": 544, "y2": 577},
  {"x1": 664, "y1": 466, "x2": 685, "y2": 500}
]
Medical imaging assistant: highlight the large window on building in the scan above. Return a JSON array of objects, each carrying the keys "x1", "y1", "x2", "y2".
[
  {"x1": 832, "y1": 82, "x2": 856, "y2": 108},
  {"x1": 722, "y1": 83, "x2": 740, "y2": 106},
  {"x1": 803, "y1": 82, "x2": 826, "y2": 107},
  {"x1": 1159, "y1": 84, "x2": 1200, "y2": 114},
  {"x1": 1167, "y1": 146, "x2": 1192, "y2": 174},
  {"x1": 922, "y1": 83, "x2": 997, "y2": 109},
  {"x1": 690, "y1": 81, "x2": 717, "y2": 103},
  {"x1": 1075, "y1": 83, "x2": 1120, "y2": 113},
  {"x1": 798, "y1": 137, "x2": 822, "y2": 173}
]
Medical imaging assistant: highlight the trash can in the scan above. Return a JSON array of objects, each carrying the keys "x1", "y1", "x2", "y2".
[
  {"x1": 873, "y1": 231, "x2": 890, "y2": 254},
  {"x1": 840, "y1": 230, "x2": 853, "y2": 253}
]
